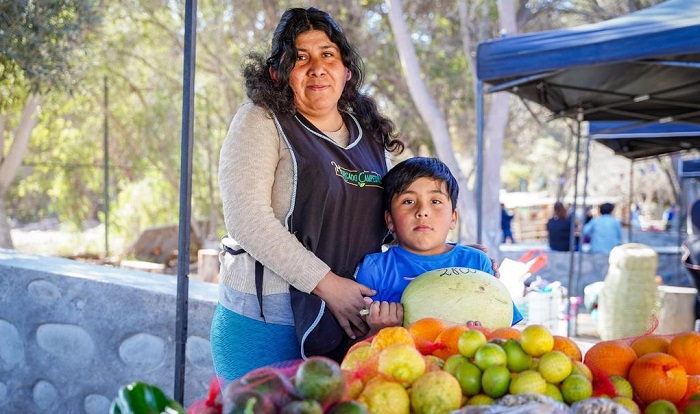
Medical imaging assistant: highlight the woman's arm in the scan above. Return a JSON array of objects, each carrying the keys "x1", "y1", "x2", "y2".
[{"x1": 219, "y1": 103, "x2": 330, "y2": 292}]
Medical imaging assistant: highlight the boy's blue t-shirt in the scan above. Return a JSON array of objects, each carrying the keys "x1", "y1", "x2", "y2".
[{"x1": 355, "y1": 244, "x2": 523, "y2": 326}]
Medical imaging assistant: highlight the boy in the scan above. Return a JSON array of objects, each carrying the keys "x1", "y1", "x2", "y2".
[{"x1": 355, "y1": 157, "x2": 523, "y2": 334}]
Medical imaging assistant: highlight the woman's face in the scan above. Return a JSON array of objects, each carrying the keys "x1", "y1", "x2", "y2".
[{"x1": 289, "y1": 30, "x2": 350, "y2": 122}]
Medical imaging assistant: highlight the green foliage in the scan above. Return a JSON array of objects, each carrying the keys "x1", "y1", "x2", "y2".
[
  {"x1": 0, "y1": 0, "x2": 102, "y2": 97},
  {"x1": 109, "y1": 172, "x2": 178, "y2": 242}
]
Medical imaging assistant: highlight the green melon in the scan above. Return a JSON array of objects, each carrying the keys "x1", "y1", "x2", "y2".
[{"x1": 401, "y1": 267, "x2": 513, "y2": 328}]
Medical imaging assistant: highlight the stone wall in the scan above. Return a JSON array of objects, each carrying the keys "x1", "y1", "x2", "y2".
[{"x1": 0, "y1": 249, "x2": 217, "y2": 413}]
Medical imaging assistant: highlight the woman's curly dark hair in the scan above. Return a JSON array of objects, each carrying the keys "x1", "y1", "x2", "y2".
[{"x1": 243, "y1": 7, "x2": 403, "y2": 153}]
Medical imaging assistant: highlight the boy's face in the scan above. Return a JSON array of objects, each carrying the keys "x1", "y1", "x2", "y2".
[{"x1": 385, "y1": 177, "x2": 457, "y2": 256}]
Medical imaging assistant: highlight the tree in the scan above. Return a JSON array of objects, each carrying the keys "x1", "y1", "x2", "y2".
[
  {"x1": 0, "y1": 0, "x2": 101, "y2": 248},
  {"x1": 385, "y1": 0, "x2": 515, "y2": 250}
]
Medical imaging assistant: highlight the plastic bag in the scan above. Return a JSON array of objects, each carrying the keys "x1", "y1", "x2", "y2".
[{"x1": 454, "y1": 393, "x2": 571, "y2": 414}]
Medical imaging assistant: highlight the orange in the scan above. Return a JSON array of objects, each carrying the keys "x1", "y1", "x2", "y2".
[
  {"x1": 408, "y1": 317, "x2": 448, "y2": 342},
  {"x1": 432, "y1": 325, "x2": 469, "y2": 360},
  {"x1": 488, "y1": 327, "x2": 521, "y2": 341},
  {"x1": 370, "y1": 326, "x2": 415, "y2": 352},
  {"x1": 627, "y1": 352, "x2": 688, "y2": 404},
  {"x1": 583, "y1": 339, "x2": 638, "y2": 378},
  {"x1": 407, "y1": 317, "x2": 448, "y2": 355},
  {"x1": 630, "y1": 335, "x2": 670, "y2": 358},
  {"x1": 668, "y1": 331, "x2": 700, "y2": 375},
  {"x1": 552, "y1": 335, "x2": 583, "y2": 362}
]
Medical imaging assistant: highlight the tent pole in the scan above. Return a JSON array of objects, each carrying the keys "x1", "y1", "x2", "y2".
[
  {"x1": 174, "y1": 0, "x2": 197, "y2": 404},
  {"x1": 476, "y1": 80, "x2": 484, "y2": 244},
  {"x1": 575, "y1": 114, "x2": 592, "y2": 337},
  {"x1": 567, "y1": 112, "x2": 583, "y2": 337},
  {"x1": 629, "y1": 161, "x2": 634, "y2": 242}
]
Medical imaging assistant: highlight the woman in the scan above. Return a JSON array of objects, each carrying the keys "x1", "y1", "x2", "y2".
[
  {"x1": 547, "y1": 202, "x2": 573, "y2": 251},
  {"x1": 212, "y1": 7, "x2": 403, "y2": 382}
]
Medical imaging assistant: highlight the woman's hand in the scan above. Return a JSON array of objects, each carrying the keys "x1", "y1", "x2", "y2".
[
  {"x1": 312, "y1": 272, "x2": 376, "y2": 339},
  {"x1": 363, "y1": 301, "x2": 403, "y2": 337},
  {"x1": 469, "y1": 243, "x2": 500, "y2": 278}
]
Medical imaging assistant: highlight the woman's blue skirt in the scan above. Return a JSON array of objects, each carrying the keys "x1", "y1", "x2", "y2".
[{"x1": 210, "y1": 302, "x2": 301, "y2": 383}]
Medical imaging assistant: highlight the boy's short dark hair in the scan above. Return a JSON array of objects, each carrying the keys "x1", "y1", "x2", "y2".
[
  {"x1": 382, "y1": 157, "x2": 459, "y2": 211},
  {"x1": 600, "y1": 202, "x2": 615, "y2": 215}
]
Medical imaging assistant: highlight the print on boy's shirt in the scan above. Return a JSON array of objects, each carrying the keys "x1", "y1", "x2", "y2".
[{"x1": 332, "y1": 161, "x2": 382, "y2": 188}]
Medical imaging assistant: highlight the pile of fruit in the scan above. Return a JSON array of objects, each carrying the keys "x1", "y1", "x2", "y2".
[
  {"x1": 213, "y1": 319, "x2": 700, "y2": 414},
  {"x1": 337, "y1": 319, "x2": 700, "y2": 414}
]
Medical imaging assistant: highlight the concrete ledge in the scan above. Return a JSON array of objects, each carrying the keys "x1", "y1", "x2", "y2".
[{"x1": 0, "y1": 249, "x2": 218, "y2": 413}]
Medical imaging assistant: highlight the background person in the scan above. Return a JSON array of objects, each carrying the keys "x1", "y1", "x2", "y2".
[
  {"x1": 501, "y1": 203, "x2": 515, "y2": 243},
  {"x1": 582, "y1": 202, "x2": 623, "y2": 255},
  {"x1": 212, "y1": 7, "x2": 403, "y2": 382},
  {"x1": 355, "y1": 157, "x2": 522, "y2": 337},
  {"x1": 547, "y1": 201, "x2": 574, "y2": 251}
]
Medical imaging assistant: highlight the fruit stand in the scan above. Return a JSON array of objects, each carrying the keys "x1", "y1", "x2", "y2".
[
  {"x1": 110, "y1": 265, "x2": 700, "y2": 413},
  {"x1": 151, "y1": 322, "x2": 698, "y2": 414}
]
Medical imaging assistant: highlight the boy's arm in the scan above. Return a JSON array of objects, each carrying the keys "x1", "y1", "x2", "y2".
[{"x1": 356, "y1": 301, "x2": 404, "y2": 342}]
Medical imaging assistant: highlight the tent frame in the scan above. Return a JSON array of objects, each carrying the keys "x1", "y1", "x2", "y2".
[{"x1": 476, "y1": 0, "x2": 700, "y2": 338}]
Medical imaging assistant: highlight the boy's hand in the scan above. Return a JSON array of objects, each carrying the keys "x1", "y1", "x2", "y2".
[
  {"x1": 468, "y1": 243, "x2": 500, "y2": 278},
  {"x1": 362, "y1": 301, "x2": 403, "y2": 335}
]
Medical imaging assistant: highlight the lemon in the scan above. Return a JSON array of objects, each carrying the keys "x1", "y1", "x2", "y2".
[
  {"x1": 357, "y1": 378, "x2": 409, "y2": 414},
  {"x1": 377, "y1": 343, "x2": 426, "y2": 386},
  {"x1": 520, "y1": 324, "x2": 554, "y2": 357},
  {"x1": 410, "y1": 371, "x2": 462, "y2": 414},
  {"x1": 509, "y1": 370, "x2": 547, "y2": 395},
  {"x1": 538, "y1": 350, "x2": 573, "y2": 384}
]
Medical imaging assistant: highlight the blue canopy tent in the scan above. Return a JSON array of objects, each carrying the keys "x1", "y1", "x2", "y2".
[
  {"x1": 589, "y1": 121, "x2": 700, "y2": 160},
  {"x1": 474, "y1": 0, "x2": 700, "y2": 335}
]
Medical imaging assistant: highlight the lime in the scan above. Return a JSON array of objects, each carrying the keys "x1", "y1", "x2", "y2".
[
  {"x1": 561, "y1": 374, "x2": 592, "y2": 404},
  {"x1": 571, "y1": 360, "x2": 593, "y2": 381},
  {"x1": 612, "y1": 397, "x2": 640, "y2": 414},
  {"x1": 443, "y1": 354, "x2": 470, "y2": 375},
  {"x1": 481, "y1": 365, "x2": 511, "y2": 398},
  {"x1": 294, "y1": 357, "x2": 347, "y2": 406},
  {"x1": 610, "y1": 375, "x2": 633, "y2": 399},
  {"x1": 458, "y1": 329, "x2": 488, "y2": 358},
  {"x1": 466, "y1": 394, "x2": 494, "y2": 406},
  {"x1": 281, "y1": 400, "x2": 322, "y2": 414},
  {"x1": 502, "y1": 339, "x2": 532, "y2": 373},
  {"x1": 520, "y1": 324, "x2": 554, "y2": 357},
  {"x1": 327, "y1": 401, "x2": 368, "y2": 414},
  {"x1": 644, "y1": 399, "x2": 678, "y2": 414},
  {"x1": 538, "y1": 350, "x2": 573, "y2": 384},
  {"x1": 454, "y1": 360, "x2": 482, "y2": 397},
  {"x1": 473, "y1": 343, "x2": 507, "y2": 371},
  {"x1": 509, "y1": 370, "x2": 547, "y2": 395},
  {"x1": 544, "y1": 383, "x2": 564, "y2": 402}
]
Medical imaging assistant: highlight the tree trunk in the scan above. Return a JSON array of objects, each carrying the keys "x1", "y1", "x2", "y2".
[
  {"x1": 475, "y1": 1, "x2": 516, "y2": 252},
  {"x1": 0, "y1": 93, "x2": 41, "y2": 249},
  {"x1": 385, "y1": 0, "x2": 473, "y2": 242}
]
